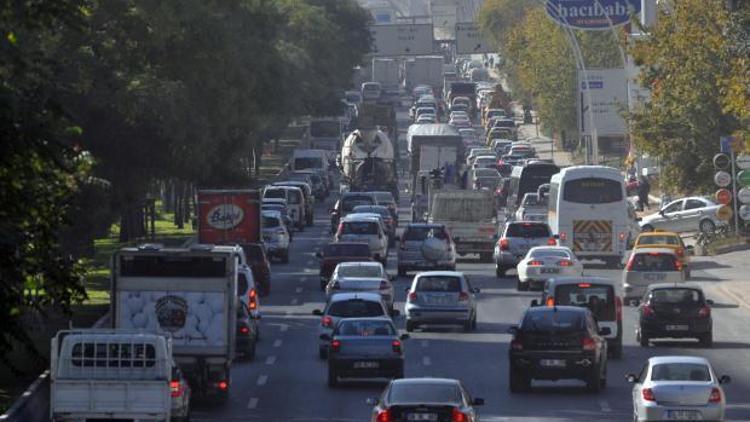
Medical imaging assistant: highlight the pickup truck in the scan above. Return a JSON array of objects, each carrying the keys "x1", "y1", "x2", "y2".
[
  {"x1": 429, "y1": 190, "x2": 497, "y2": 262},
  {"x1": 50, "y1": 330, "x2": 191, "y2": 422}
]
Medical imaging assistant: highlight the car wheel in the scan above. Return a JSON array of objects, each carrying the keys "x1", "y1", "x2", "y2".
[
  {"x1": 479, "y1": 252, "x2": 492, "y2": 262},
  {"x1": 281, "y1": 250, "x2": 289, "y2": 264},
  {"x1": 685, "y1": 267, "x2": 691, "y2": 280},
  {"x1": 496, "y1": 265, "x2": 506, "y2": 278},
  {"x1": 641, "y1": 224, "x2": 654, "y2": 232},
  {"x1": 463, "y1": 318, "x2": 473, "y2": 332},
  {"x1": 397, "y1": 267, "x2": 406, "y2": 277},
  {"x1": 638, "y1": 331, "x2": 649, "y2": 347},
  {"x1": 247, "y1": 339, "x2": 256, "y2": 360},
  {"x1": 699, "y1": 219, "x2": 715, "y2": 234},
  {"x1": 327, "y1": 367, "x2": 338, "y2": 388},
  {"x1": 586, "y1": 365, "x2": 602, "y2": 393},
  {"x1": 699, "y1": 331, "x2": 713, "y2": 348},
  {"x1": 471, "y1": 314, "x2": 478, "y2": 330},
  {"x1": 610, "y1": 339, "x2": 623, "y2": 359},
  {"x1": 319, "y1": 345, "x2": 328, "y2": 360},
  {"x1": 394, "y1": 366, "x2": 404, "y2": 379},
  {"x1": 405, "y1": 320, "x2": 416, "y2": 332},
  {"x1": 509, "y1": 369, "x2": 530, "y2": 393},
  {"x1": 516, "y1": 278, "x2": 528, "y2": 291}
]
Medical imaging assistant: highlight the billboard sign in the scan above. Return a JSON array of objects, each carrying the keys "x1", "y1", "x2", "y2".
[
  {"x1": 370, "y1": 24, "x2": 434, "y2": 56},
  {"x1": 455, "y1": 22, "x2": 493, "y2": 54},
  {"x1": 577, "y1": 68, "x2": 628, "y2": 136},
  {"x1": 545, "y1": 0, "x2": 641, "y2": 30}
]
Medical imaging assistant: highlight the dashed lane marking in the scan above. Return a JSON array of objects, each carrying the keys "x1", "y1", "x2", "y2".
[
  {"x1": 273, "y1": 339, "x2": 283, "y2": 348},
  {"x1": 422, "y1": 356, "x2": 431, "y2": 366},
  {"x1": 421, "y1": 340, "x2": 429, "y2": 348},
  {"x1": 256, "y1": 375, "x2": 268, "y2": 386},
  {"x1": 291, "y1": 297, "x2": 299, "y2": 305},
  {"x1": 247, "y1": 397, "x2": 258, "y2": 409},
  {"x1": 295, "y1": 287, "x2": 303, "y2": 293},
  {"x1": 280, "y1": 324, "x2": 289, "y2": 332},
  {"x1": 265, "y1": 356, "x2": 277, "y2": 365},
  {"x1": 599, "y1": 399, "x2": 611, "y2": 412}
]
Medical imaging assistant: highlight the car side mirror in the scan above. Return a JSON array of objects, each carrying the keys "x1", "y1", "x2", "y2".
[
  {"x1": 471, "y1": 287, "x2": 480, "y2": 294},
  {"x1": 404, "y1": 288, "x2": 410, "y2": 293},
  {"x1": 400, "y1": 333, "x2": 410, "y2": 340},
  {"x1": 315, "y1": 251, "x2": 322, "y2": 259},
  {"x1": 598, "y1": 327, "x2": 612, "y2": 336},
  {"x1": 625, "y1": 373, "x2": 639, "y2": 383},
  {"x1": 659, "y1": 210, "x2": 665, "y2": 216},
  {"x1": 312, "y1": 309, "x2": 323, "y2": 316},
  {"x1": 719, "y1": 375, "x2": 731, "y2": 385},
  {"x1": 686, "y1": 245, "x2": 695, "y2": 255},
  {"x1": 636, "y1": 217, "x2": 643, "y2": 222},
  {"x1": 389, "y1": 274, "x2": 396, "y2": 281},
  {"x1": 252, "y1": 312, "x2": 262, "y2": 320},
  {"x1": 706, "y1": 299, "x2": 714, "y2": 305},
  {"x1": 319, "y1": 334, "x2": 331, "y2": 341},
  {"x1": 553, "y1": 234, "x2": 560, "y2": 239},
  {"x1": 530, "y1": 299, "x2": 539, "y2": 307},
  {"x1": 506, "y1": 325, "x2": 518, "y2": 335},
  {"x1": 473, "y1": 398, "x2": 485, "y2": 406},
  {"x1": 392, "y1": 309, "x2": 401, "y2": 317},
  {"x1": 365, "y1": 397, "x2": 378, "y2": 406}
]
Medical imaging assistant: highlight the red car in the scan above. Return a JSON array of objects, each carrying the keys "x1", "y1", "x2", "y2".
[
  {"x1": 316, "y1": 242, "x2": 373, "y2": 290},
  {"x1": 240, "y1": 243, "x2": 272, "y2": 296}
]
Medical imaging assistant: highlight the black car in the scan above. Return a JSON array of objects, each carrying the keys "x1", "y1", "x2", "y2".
[
  {"x1": 508, "y1": 306, "x2": 609, "y2": 393},
  {"x1": 316, "y1": 242, "x2": 373, "y2": 290},
  {"x1": 330, "y1": 193, "x2": 376, "y2": 233},
  {"x1": 240, "y1": 243, "x2": 272, "y2": 296},
  {"x1": 321, "y1": 318, "x2": 407, "y2": 387},
  {"x1": 236, "y1": 305, "x2": 258, "y2": 359},
  {"x1": 367, "y1": 378, "x2": 484, "y2": 422},
  {"x1": 637, "y1": 284, "x2": 714, "y2": 347}
]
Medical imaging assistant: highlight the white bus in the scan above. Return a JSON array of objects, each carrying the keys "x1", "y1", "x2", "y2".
[{"x1": 548, "y1": 166, "x2": 628, "y2": 268}]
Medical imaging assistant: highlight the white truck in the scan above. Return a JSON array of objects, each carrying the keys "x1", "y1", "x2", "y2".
[
  {"x1": 50, "y1": 330, "x2": 188, "y2": 422},
  {"x1": 341, "y1": 128, "x2": 396, "y2": 194},
  {"x1": 372, "y1": 58, "x2": 400, "y2": 92},
  {"x1": 111, "y1": 245, "x2": 239, "y2": 401},
  {"x1": 429, "y1": 190, "x2": 498, "y2": 262},
  {"x1": 404, "y1": 56, "x2": 444, "y2": 93}
]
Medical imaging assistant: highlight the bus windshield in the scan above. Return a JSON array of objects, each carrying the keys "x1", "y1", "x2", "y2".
[{"x1": 563, "y1": 178, "x2": 623, "y2": 204}]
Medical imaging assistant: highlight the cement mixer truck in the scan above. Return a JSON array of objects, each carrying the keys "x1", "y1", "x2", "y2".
[{"x1": 340, "y1": 128, "x2": 397, "y2": 196}]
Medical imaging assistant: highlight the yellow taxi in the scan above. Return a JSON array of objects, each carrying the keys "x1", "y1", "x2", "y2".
[{"x1": 632, "y1": 231, "x2": 691, "y2": 278}]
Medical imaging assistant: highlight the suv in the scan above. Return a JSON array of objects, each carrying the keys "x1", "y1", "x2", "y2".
[
  {"x1": 404, "y1": 271, "x2": 479, "y2": 333},
  {"x1": 334, "y1": 215, "x2": 389, "y2": 265},
  {"x1": 494, "y1": 221, "x2": 555, "y2": 277},
  {"x1": 316, "y1": 242, "x2": 373, "y2": 290},
  {"x1": 636, "y1": 284, "x2": 714, "y2": 347},
  {"x1": 312, "y1": 292, "x2": 391, "y2": 359},
  {"x1": 508, "y1": 306, "x2": 609, "y2": 393},
  {"x1": 397, "y1": 223, "x2": 456, "y2": 276}
]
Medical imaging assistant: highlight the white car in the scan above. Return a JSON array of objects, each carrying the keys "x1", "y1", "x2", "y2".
[
  {"x1": 471, "y1": 155, "x2": 497, "y2": 170},
  {"x1": 416, "y1": 114, "x2": 436, "y2": 124},
  {"x1": 627, "y1": 356, "x2": 730, "y2": 421},
  {"x1": 516, "y1": 246, "x2": 583, "y2": 291},
  {"x1": 623, "y1": 248, "x2": 685, "y2": 304},
  {"x1": 334, "y1": 215, "x2": 389, "y2": 264},
  {"x1": 261, "y1": 210, "x2": 290, "y2": 263},
  {"x1": 325, "y1": 262, "x2": 395, "y2": 312}
]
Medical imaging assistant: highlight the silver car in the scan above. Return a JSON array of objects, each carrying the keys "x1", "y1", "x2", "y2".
[
  {"x1": 627, "y1": 356, "x2": 730, "y2": 421},
  {"x1": 397, "y1": 223, "x2": 457, "y2": 276},
  {"x1": 334, "y1": 215, "x2": 389, "y2": 265},
  {"x1": 494, "y1": 221, "x2": 555, "y2": 277},
  {"x1": 261, "y1": 210, "x2": 290, "y2": 263},
  {"x1": 640, "y1": 197, "x2": 726, "y2": 234},
  {"x1": 623, "y1": 248, "x2": 685, "y2": 304},
  {"x1": 404, "y1": 271, "x2": 479, "y2": 332},
  {"x1": 326, "y1": 261, "x2": 395, "y2": 312}
]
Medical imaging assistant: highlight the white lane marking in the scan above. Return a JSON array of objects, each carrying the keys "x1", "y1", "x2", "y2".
[
  {"x1": 421, "y1": 340, "x2": 429, "y2": 348},
  {"x1": 273, "y1": 339, "x2": 283, "y2": 348},
  {"x1": 295, "y1": 287, "x2": 303, "y2": 293},
  {"x1": 256, "y1": 375, "x2": 268, "y2": 386},
  {"x1": 422, "y1": 356, "x2": 431, "y2": 366},
  {"x1": 247, "y1": 397, "x2": 259, "y2": 409},
  {"x1": 279, "y1": 324, "x2": 289, "y2": 332},
  {"x1": 306, "y1": 260, "x2": 314, "y2": 266},
  {"x1": 598, "y1": 399, "x2": 611, "y2": 412},
  {"x1": 291, "y1": 297, "x2": 299, "y2": 305},
  {"x1": 300, "y1": 277, "x2": 307, "y2": 283},
  {"x1": 265, "y1": 356, "x2": 277, "y2": 365}
]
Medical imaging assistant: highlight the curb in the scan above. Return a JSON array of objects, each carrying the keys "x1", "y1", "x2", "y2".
[{"x1": 0, "y1": 311, "x2": 111, "y2": 421}]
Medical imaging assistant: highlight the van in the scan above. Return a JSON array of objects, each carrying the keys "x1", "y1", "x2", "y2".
[
  {"x1": 264, "y1": 186, "x2": 306, "y2": 231},
  {"x1": 361, "y1": 81, "x2": 382, "y2": 101},
  {"x1": 539, "y1": 276, "x2": 623, "y2": 358},
  {"x1": 507, "y1": 162, "x2": 559, "y2": 216}
]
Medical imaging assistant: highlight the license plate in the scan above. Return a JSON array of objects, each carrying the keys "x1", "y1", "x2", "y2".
[
  {"x1": 428, "y1": 296, "x2": 452, "y2": 305},
  {"x1": 666, "y1": 324, "x2": 689, "y2": 331},
  {"x1": 541, "y1": 268, "x2": 560, "y2": 274},
  {"x1": 353, "y1": 361, "x2": 379, "y2": 369},
  {"x1": 540, "y1": 359, "x2": 566, "y2": 368},
  {"x1": 407, "y1": 413, "x2": 437, "y2": 421},
  {"x1": 644, "y1": 273, "x2": 667, "y2": 281},
  {"x1": 665, "y1": 410, "x2": 700, "y2": 420}
]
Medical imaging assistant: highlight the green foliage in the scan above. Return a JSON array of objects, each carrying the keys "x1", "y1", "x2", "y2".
[{"x1": 629, "y1": 0, "x2": 745, "y2": 193}]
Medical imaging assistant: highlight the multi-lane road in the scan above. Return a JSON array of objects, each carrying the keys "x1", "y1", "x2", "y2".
[{"x1": 191, "y1": 108, "x2": 750, "y2": 422}]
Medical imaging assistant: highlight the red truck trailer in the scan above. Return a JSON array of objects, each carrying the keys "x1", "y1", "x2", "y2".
[{"x1": 197, "y1": 189, "x2": 262, "y2": 244}]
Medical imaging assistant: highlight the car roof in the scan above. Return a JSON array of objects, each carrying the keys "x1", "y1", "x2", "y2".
[
  {"x1": 648, "y1": 356, "x2": 711, "y2": 366},
  {"x1": 328, "y1": 292, "x2": 383, "y2": 302},
  {"x1": 631, "y1": 248, "x2": 678, "y2": 256},
  {"x1": 638, "y1": 230, "x2": 680, "y2": 237},
  {"x1": 646, "y1": 283, "x2": 704, "y2": 291},
  {"x1": 325, "y1": 241, "x2": 368, "y2": 248},
  {"x1": 390, "y1": 377, "x2": 460, "y2": 386},
  {"x1": 261, "y1": 210, "x2": 282, "y2": 218},
  {"x1": 546, "y1": 276, "x2": 616, "y2": 287},
  {"x1": 525, "y1": 305, "x2": 589, "y2": 315},
  {"x1": 341, "y1": 215, "x2": 380, "y2": 222},
  {"x1": 336, "y1": 261, "x2": 382, "y2": 268},
  {"x1": 415, "y1": 271, "x2": 463, "y2": 278},
  {"x1": 528, "y1": 246, "x2": 573, "y2": 254},
  {"x1": 404, "y1": 223, "x2": 445, "y2": 229}
]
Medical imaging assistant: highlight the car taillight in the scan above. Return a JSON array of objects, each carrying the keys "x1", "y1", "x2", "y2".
[
  {"x1": 547, "y1": 238, "x2": 557, "y2": 246},
  {"x1": 642, "y1": 388, "x2": 656, "y2": 402},
  {"x1": 674, "y1": 259, "x2": 683, "y2": 272},
  {"x1": 239, "y1": 325, "x2": 250, "y2": 335},
  {"x1": 558, "y1": 260, "x2": 573, "y2": 267},
  {"x1": 709, "y1": 387, "x2": 722, "y2": 403},
  {"x1": 698, "y1": 305, "x2": 711, "y2": 318},
  {"x1": 336, "y1": 223, "x2": 343, "y2": 236},
  {"x1": 559, "y1": 232, "x2": 567, "y2": 241},
  {"x1": 330, "y1": 339, "x2": 341, "y2": 353},
  {"x1": 451, "y1": 408, "x2": 468, "y2": 422},
  {"x1": 248, "y1": 288, "x2": 258, "y2": 311},
  {"x1": 376, "y1": 409, "x2": 392, "y2": 422},
  {"x1": 216, "y1": 380, "x2": 229, "y2": 391},
  {"x1": 528, "y1": 260, "x2": 543, "y2": 266},
  {"x1": 582, "y1": 337, "x2": 596, "y2": 351},
  {"x1": 676, "y1": 248, "x2": 684, "y2": 257},
  {"x1": 407, "y1": 291, "x2": 417, "y2": 302},
  {"x1": 170, "y1": 380, "x2": 183, "y2": 398},
  {"x1": 498, "y1": 238, "x2": 509, "y2": 250},
  {"x1": 322, "y1": 316, "x2": 333, "y2": 327},
  {"x1": 615, "y1": 296, "x2": 623, "y2": 321},
  {"x1": 391, "y1": 340, "x2": 402, "y2": 353},
  {"x1": 642, "y1": 305, "x2": 655, "y2": 317},
  {"x1": 510, "y1": 339, "x2": 523, "y2": 351},
  {"x1": 625, "y1": 256, "x2": 635, "y2": 271},
  {"x1": 458, "y1": 292, "x2": 469, "y2": 302},
  {"x1": 546, "y1": 297, "x2": 555, "y2": 307},
  {"x1": 331, "y1": 281, "x2": 341, "y2": 290},
  {"x1": 619, "y1": 232, "x2": 626, "y2": 241}
]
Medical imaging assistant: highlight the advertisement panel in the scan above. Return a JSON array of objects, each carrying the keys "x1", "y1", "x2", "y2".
[
  {"x1": 197, "y1": 190, "x2": 261, "y2": 244},
  {"x1": 577, "y1": 68, "x2": 628, "y2": 136},
  {"x1": 546, "y1": 0, "x2": 641, "y2": 30},
  {"x1": 370, "y1": 24, "x2": 434, "y2": 56}
]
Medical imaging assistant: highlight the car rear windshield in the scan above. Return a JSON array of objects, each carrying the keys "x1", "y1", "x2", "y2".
[
  {"x1": 262, "y1": 216, "x2": 280, "y2": 228},
  {"x1": 637, "y1": 235, "x2": 681, "y2": 246},
  {"x1": 554, "y1": 284, "x2": 616, "y2": 321},
  {"x1": 264, "y1": 189, "x2": 285, "y2": 199},
  {"x1": 403, "y1": 227, "x2": 448, "y2": 241},
  {"x1": 522, "y1": 310, "x2": 585, "y2": 333},
  {"x1": 336, "y1": 320, "x2": 395, "y2": 336},
  {"x1": 327, "y1": 300, "x2": 384, "y2": 318},
  {"x1": 242, "y1": 244, "x2": 265, "y2": 262},
  {"x1": 530, "y1": 249, "x2": 570, "y2": 259},
  {"x1": 388, "y1": 383, "x2": 461, "y2": 404},
  {"x1": 338, "y1": 265, "x2": 382, "y2": 278},
  {"x1": 563, "y1": 178, "x2": 623, "y2": 204},
  {"x1": 341, "y1": 222, "x2": 378, "y2": 235},
  {"x1": 506, "y1": 223, "x2": 551, "y2": 238},
  {"x1": 649, "y1": 288, "x2": 702, "y2": 304},
  {"x1": 294, "y1": 157, "x2": 322, "y2": 170},
  {"x1": 353, "y1": 206, "x2": 389, "y2": 218},
  {"x1": 310, "y1": 121, "x2": 340, "y2": 138},
  {"x1": 324, "y1": 244, "x2": 370, "y2": 257},
  {"x1": 650, "y1": 363, "x2": 711, "y2": 382},
  {"x1": 288, "y1": 190, "x2": 301, "y2": 204},
  {"x1": 342, "y1": 196, "x2": 374, "y2": 212},
  {"x1": 416, "y1": 276, "x2": 462, "y2": 292},
  {"x1": 629, "y1": 253, "x2": 679, "y2": 271}
]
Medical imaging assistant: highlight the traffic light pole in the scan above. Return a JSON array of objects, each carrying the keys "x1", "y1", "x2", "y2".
[{"x1": 731, "y1": 148, "x2": 741, "y2": 233}]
